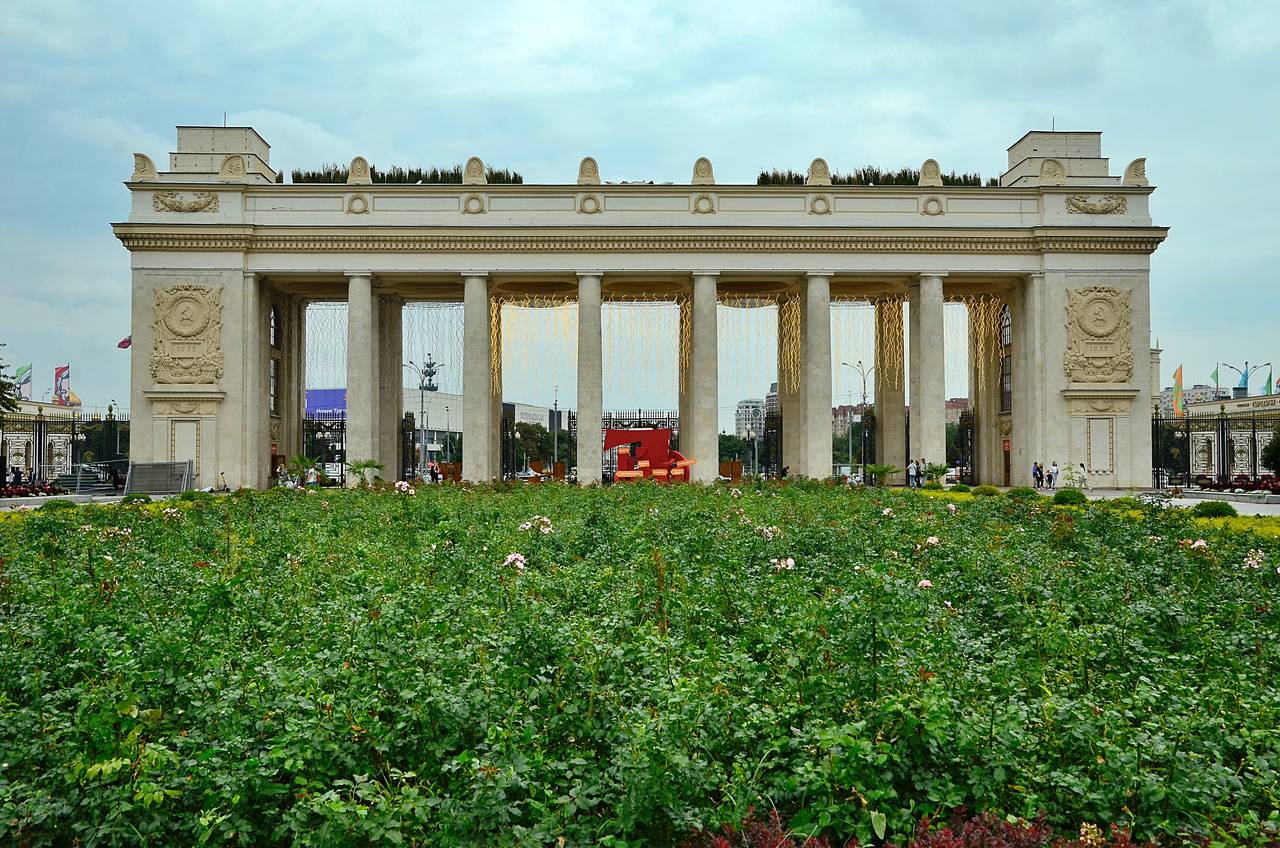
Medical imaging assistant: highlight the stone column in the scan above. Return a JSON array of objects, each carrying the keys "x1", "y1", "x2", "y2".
[
  {"x1": 874, "y1": 300, "x2": 906, "y2": 484},
  {"x1": 345, "y1": 273, "x2": 379, "y2": 483},
  {"x1": 1011, "y1": 273, "x2": 1045, "y2": 486},
  {"x1": 461, "y1": 273, "x2": 492, "y2": 481},
  {"x1": 778, "y1": 295, "x2": 802, "y2": 476},
  {"x1": 378, "y1": 295, "x2": 403, "y2": 480},
  {"x1": 801, "y1": 273, "x2": 833, "y2": 478},
  {"x1": 908, "y1": 273, "x2": 947, "y2": 473},
  {"x1": 242, "y1": 272, "x2": 270, "y2": 488},
  {"x1": 576, "y1": 273, "x2": 604, "y2": 484},
  {"x1": 967, "y1": 304, "x2": 1003, "y2": 485},
  {"x1": 690, "y1": 272, "x2": 719, "y2": 482}
]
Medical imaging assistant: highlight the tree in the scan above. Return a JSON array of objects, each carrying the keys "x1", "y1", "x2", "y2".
[
  {"x1": 0, "y1": 346, "x2": 18, "y2": 414},
  {"x1": 719, "y1": 433, "x2": 751, "y2": 463},
  {"x1": 1262, "y1": 435, "x2": 1280, "y2": 475}
]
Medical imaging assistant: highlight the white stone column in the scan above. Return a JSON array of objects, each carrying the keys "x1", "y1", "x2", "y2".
[
  {"x1": 801, "y1": 273, "x2": 833, "y2": 478},
  {"x1": 576, "y1": 273, "x2": 604, "y2": 484},
  {"x1": 378, "y1": 296, "x2": 403, "y2": 479},
  {"x1": 908, "y1": 273, "x2": 947, "y2": 472},
  {"x1": 242, "y1": 272, "x2": 270, "y2": 488},
  {"x1": 690, "y1": 272, "x2": 719, "y2": 482},
  {"x1": 778, "y1": 295, "x2": 802, "y2": 476},
  {"x1": 345, "y1": 273, "x2": 379, "y2": 483},
  {"x1": 874, "y1": 300, "x2": 906, "y2": 484},
  {"x1": 462, "y1": 273, "x2": 493, "y2": 481},
  {"x1": 1011, "y1": 273, "x2": 1045, "y2": 485}
]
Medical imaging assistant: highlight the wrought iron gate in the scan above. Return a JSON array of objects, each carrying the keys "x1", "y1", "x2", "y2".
[
  {"x1": 762, "y1": 411, "x2": 783, "y2": 477},
  {"x1": 302, "y1": 412, "x2": 346, "y2": 478}
]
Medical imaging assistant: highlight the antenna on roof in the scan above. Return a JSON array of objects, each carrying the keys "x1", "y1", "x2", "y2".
[{"x1": 223, "y1": 112, "x2": 227, "y2": 127}]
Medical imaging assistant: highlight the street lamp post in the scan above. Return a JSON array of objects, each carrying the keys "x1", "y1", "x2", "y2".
[
  {"x1": 841, "y1": 360, "x2": 874, "y2": 483},
  {"x1": 404, "y1": 355, "x2": 443, "y2": 477},
  {"x1": 552, "y1": 384, "x2": 559, "y2": 470},
  {"x1": 444, "y1": 405, "x2": 451, "y2": 463},
  {"x1": 1222, "y1": 361, "x2": 1272, "y2": 396}
]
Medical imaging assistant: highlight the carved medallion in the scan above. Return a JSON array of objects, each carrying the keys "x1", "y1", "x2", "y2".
[
  {"x1": 1066, "y1": 195, "x2": 1128, "y2": 214},
  {"x1": 1064, "y1": 286, "x2": 1133, "y2": 383},
  {"x1": 462, "y1": 193, "x2": 487, "y2": 214},
  {"x1": 346, "y1": 194, "x2": 370, "y2": 214},
  {"x1": 806, "y1": 158, "x2": 831, "y2": 186},
  {"x1": 578, "y1": 157, "x2": 600, "y2": 185},
  {"x1": 463, "y1": 157, "x2": 486, "y2": 185},
  {"x1": 219, "y1": 155, "x2": 246, "y2": 179},
  {"x1": 808, "y1": 194, "x2": 832, "y2": 215},
  {"x1": 153, "y1": 191, "x2": 218, "y2": 213},
  {"x1": 920, "y1": 195, "x2": 945, "y2": 216},
  {"x1": 577, "y1": 193, "x2": 603, "y2": 214},
  {"x1": 691, "y1": 193, "x2": 716, "y2": 214},
  {"x1": 692, "y1": 157, "x2": 715, "y2": 185},
  {"x1": 348, "y1": 156, "x2": 372, "y2": 185},
  {"x1": 151, "y1": 285, "x2": 224, "y2": 384},
  {"x1": 919, "y1": 158, "x2": 943, "y2": 187}
]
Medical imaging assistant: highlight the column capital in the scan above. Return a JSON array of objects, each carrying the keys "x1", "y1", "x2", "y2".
[
  {"x1": 915, "y1": 271, "x2": 949, "y2": 281},
  {"x1": 460, "y1": 271, "x2": 489, "y2": 280},
  {"x1": 1027, "y1": 271, "x2": 1047, "y2": 282},
  {"x1": 690, "y1": 270, "x2": 720, "y2": 278},
  {"x1": 576, "y1": 271, "x2": 604, "y2": 280},
  {"x1": 344, "y1": 271, "x2": 373, "y2": 280},
  {"x1": 804, "y1": 271, "x2": 835, "y2": 279}
]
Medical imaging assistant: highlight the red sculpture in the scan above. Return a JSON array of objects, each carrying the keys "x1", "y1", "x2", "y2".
[{"x1": 603, "y1": 428, "x2": 696, "y2": 483}]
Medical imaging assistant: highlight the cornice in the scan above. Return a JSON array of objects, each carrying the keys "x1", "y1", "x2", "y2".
[{"x1": 111, "y1": 224, "x2": 1169, "y2": 255}]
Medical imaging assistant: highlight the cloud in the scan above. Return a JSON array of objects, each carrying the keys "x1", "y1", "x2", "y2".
[{"x1": 49, "y1": 111, "x2": 169, "y2": 163}]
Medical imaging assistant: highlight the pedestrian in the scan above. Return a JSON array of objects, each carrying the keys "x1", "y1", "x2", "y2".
[
  {"x1": 906, "y1": 459, "x2": 918, "y2": 489},
  {"x1": 1049, "y1": 461, "x2": 1059, "y2": 490},
  {"x1": 918, "y1": 458, "x2": 927, "y2": 488},
  {"x1": 1078, "y1": 462, "x2": 1089, "y2": 491}
]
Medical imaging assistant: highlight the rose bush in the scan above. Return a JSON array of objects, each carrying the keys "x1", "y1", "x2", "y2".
[{"x1": 0, "y1": 484, "x2": 1278, "y2": 846}]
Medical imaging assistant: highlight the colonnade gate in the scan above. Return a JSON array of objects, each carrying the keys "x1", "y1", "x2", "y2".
[{"x1": 115, "y1": 125, "x2": 1165, "y2": 490}]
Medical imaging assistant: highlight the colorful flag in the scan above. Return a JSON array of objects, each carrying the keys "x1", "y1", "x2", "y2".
[
  {"x1": 117, "y1": 335, "x2": 132, "y2": 349},
  {"x1": 53, "y1": 365, "x2": 71, "y2": 405},
  {"x1": 1266, "y1": 366, "x2": 1274, "y2": 396},
  {"x1": 1237, "y1": 368, "x2": 1249, "y2": 389},
  {"x1": 14, "y1": 363, "x2": 31, "y2": 400},
  {"x1": 1172, "y1": 365, "x2": 1184, "y2": 418}
]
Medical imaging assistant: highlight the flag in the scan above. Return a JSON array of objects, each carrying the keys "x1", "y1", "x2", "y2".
[
  {"x1": 1237, "y1": 368, "x2": 1249, "y2": 389},
  {"x1": 1172, "y1": 365, "x2": 1184, "y2": 418},
  {"x1": 53, "y1": 365, "x2": 70, "y2": 405},
  {"x1": 117, "y1": 335, "x2": 132, "y2": 349},
  {"x1": 1266, "y1": 366, "x2": 1274, "y2": 396},
  {"x1": 1210, "y1": 365, "x2": 1219, "y2": 387},
  {"x1": 14, "y1": 363, "x2": 31, "y2": 400}
]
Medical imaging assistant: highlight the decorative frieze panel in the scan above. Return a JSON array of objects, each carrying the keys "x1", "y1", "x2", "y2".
[
  {"x1": 152, "y1": 398, "x2": 221, "y2": 416},
  {"x1": 1063, "y1": 286, "x2": 1133, "y2": 383},
  {"x1": 1066, "y1": 195, "x2": 1128, "y2": 214},
  {"x1": 150, "y1": 285, "x2": 225, "y2": 384},
  {"x1": 1065, "y1": 395, "x2": 1133, "y2": 415},
  {"x1": 153, "y1": 191, "x2": 218, "y2": 213}
]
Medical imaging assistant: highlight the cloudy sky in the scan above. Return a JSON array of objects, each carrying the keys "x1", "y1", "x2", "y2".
[{"x1": 2, "y1": 0, "x2": 1277, "y2": 426}]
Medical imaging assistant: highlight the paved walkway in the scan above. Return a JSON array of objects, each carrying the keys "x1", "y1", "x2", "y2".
[{"x1": 1084, "y1": 488, "x2": 1280, "y2": 516}]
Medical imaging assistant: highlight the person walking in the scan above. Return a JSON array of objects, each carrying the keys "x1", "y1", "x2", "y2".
[
  {"x1": 906, "y1": 459, "x2": 918, "y2": 489},
  {"x1": 1049, "y1": 461, "x2": 1059, "y2": 490},
  {"x1": 918, "y1": 458, "x2": 927, "y2": 488},
  {"x1": 1032, "y1": 462, "x2": 1041, "y2": 488},
  {"x1": 1078, "y1": 462, "x2": 1089, "y2": 491}
]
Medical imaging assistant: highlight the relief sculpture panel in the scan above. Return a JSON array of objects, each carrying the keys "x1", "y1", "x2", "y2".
[
  {"x1": 150, "y1": 285, "x2": 225, "y2": 384},
  {"x1": 1063, "y1": 286, "x2": 1133, "y2": 383}
]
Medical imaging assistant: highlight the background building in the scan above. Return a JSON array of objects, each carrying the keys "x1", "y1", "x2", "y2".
[
  {"x1": 1157, "y1": 383, "x2": 1229, "y2": 417},
  {"x1": 735, "y1": 398, "x2": 764, "y2": 438}
]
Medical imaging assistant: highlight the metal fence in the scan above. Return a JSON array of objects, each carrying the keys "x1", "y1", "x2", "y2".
[
  {"x1": 1152, "y1": 410, "x2": 1280, "y2": 488},
  {"x1": 1, "y1": 409, "x2": 130, "y2": 483}
]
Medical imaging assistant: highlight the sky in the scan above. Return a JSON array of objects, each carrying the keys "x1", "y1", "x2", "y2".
[{"x1": 2, "y1": 0, "x2": 1277, "y2": 429}]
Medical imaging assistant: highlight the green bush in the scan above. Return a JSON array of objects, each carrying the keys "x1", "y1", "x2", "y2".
[
  {"x1": 1053, "y1": 487, "x2": 1088, "y2": 505},
  {"x1": 1, "y1": 485, "x2": 1277, "y2": 845},
  {"x1": 38, "y1": 498, "x2": 77, "y2": 512},
  {"x1": 177, "y1": 490, "x2": 214, "y2": 504},
  {"x1": 948, "y1": 483, "x2": 971, "y2": 493},
  {"x1": 1105, "y1": 496, "x2": 1145, "y2": 511},
  {"x1": 1006, "y1": 486, "x2": 1041, "y2": 501},
  {"x1": 120, "y1": 493, "x2": 152, "y2": 504},
  {"x1": 1191, "y1": 499, "x2": 1238, "y2": 517},
  {"x1": 922, "y1": 481, "x2": 943, "y2": 491},
  {"x1": 971, "y1": 484, "x2": 1000, "y2": 497}
]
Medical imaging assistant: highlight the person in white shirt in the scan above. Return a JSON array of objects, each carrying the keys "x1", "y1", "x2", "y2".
[
  {"x1": 906, "y1": 460, "x2": 918, "y2": 488},
  {"x1": 1049, "y1": 461, "x2": 1059, "y2": 490}
]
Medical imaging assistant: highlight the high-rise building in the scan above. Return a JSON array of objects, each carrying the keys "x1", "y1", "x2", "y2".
[{"x1": 735, "y1": 398, "x2": 765, "y2": 439}]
